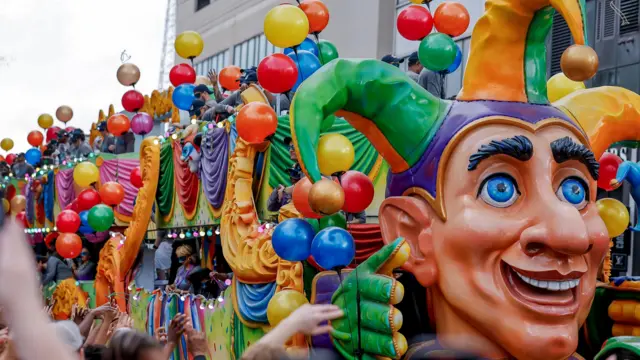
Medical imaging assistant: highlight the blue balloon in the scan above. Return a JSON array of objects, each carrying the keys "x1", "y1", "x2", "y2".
[
  {"x1": 172, "y1": 84, "x2": 196, "y2": 111},
  {"x1": 287, "y1": 50, "x2": 322, "y2": 92},
  {"x1": 25, "y1": 148, "x2": 41, "y2": 166},
  {"x1": 284, "y1": 38, "x2": 319, "y2": 57},
  {"x1": 272, "y1": 218, "x2": 316, "y2": 261},
  {"x1": 79, "y1": 225, "x2": 94, "y2": 234},
  {"x1": 311, "y1": 227, "x2": 355, "y2": 270},
  {"x1": 79, "y1": 210, "x2": 93, "y2": 234},
  {"x1": 441, "y1": 45, "x2": 462, "y2": 75}
]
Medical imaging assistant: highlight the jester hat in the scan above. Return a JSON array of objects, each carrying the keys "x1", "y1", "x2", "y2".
[{"x1": 290, "y1": 0, "x2": 640, "y2": 220}]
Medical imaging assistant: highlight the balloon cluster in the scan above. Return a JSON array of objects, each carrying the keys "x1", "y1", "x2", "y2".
[
  {"x1": 397, "y1": 2, "x2": 469, "y2": 73},
  {"x1": 171, "y1": 31, "x2": 205, "y2": 112},
  {"x1": 115, "y1": 62, "x2": 152, "y2": 136}
]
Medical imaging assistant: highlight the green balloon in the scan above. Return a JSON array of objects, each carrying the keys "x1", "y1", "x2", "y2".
[
  {"x1": 88, "y1": 204, "x2": 114, "y2": 232},
  {"x1": 318, "y1": 40, "x2": 339, "y2": 65},
  {"x1": 319, "y1": 212, "x2": 347, "y2": 230},
  {"x1": 418, "y1": 33, "x2": 458, "y2": 72},
  {"x1": 305, "y1": 218, "x2": 320, "y2": 233}
]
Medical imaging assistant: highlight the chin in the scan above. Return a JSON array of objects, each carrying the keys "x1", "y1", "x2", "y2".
[{"x1": 506, "y1": 323, "x2": 579, "y2": 360}]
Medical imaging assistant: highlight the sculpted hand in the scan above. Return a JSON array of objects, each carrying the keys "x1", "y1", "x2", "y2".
[{"x1": 330, "y1": 238, "x2": 410, "y2": 360}]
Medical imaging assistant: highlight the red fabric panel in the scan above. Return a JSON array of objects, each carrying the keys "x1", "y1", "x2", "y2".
[{"x1": 172, "y1": 143, "x2": 199, "y2": 216}]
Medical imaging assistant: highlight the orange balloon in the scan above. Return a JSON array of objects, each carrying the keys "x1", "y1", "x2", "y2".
[
  {"x1": 236, "y1": 103, "x2": 278, "y2": 144},
  {"x1": 99, "y1": 181, "x2": 125, "y2": 206},
  {"x1": 292, "y1": 177, "x2": 321, "y2": 219},
  {"x1": 219, "y1": 66, "x2": 242, "y2": 91},
  {"x1": 56, "y1": 233, "x2": 82, "y2": 259},
  {"x1": 0, "y1": 155, "x2": 5, "y2": 162},
  {"x1": 10, "y1": 195, "x2": 26, "y2": 214},
  {"x1": 107, "y1": 114, "x2": 131, "y2": 136},
  {"x1": 433, "y1": 2, "x2": 470, "y2": 37},
  {"x1": 27, "y1": 130, "x2": 44, "y2": 147},
  {"x1": 300, "y1": 0, "x2": 330, "y2": 34}
]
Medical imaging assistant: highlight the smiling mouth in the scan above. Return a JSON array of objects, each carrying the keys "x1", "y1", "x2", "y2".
[{"x1": 501, "y1": 261, "x2": 583, "y2": 316}]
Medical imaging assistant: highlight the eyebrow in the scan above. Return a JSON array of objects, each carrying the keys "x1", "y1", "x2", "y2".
[
  {"x1": 550, "y1": 137, "x2": 599, "y2": 180},
  {"x1": 468, "y1": 135, "x2": 534, "y2": 171}
]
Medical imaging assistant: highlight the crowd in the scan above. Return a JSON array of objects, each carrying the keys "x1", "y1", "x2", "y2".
[{"x1": 382, "y1": 51, "x2": 454, "y2": 100}]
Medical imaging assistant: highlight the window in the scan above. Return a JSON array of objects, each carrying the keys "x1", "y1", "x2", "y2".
[
  {"x1": 196, "y1": 0, "x2": 210, "y2": 11},
  {"x1": 232, "y1": 34, "x2": 279, "y2": 69},
  {"x1": 550, "y1": 11, "x2": 572, "y2": 76},
  {"x1": 620, "y1": 0, "x2": 640, "y2": 35},
  {"x1": 193, "y1": 49, "x2": 231, "y2": 76}
]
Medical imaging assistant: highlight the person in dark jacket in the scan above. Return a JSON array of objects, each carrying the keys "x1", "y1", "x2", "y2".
[{"x1": 41, "y1": 252, "x2": 73, "y2": 285}]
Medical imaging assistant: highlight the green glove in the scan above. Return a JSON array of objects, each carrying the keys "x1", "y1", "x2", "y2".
[{"x1": 330, "y1": 238, "x2": 410, "y2": 360}]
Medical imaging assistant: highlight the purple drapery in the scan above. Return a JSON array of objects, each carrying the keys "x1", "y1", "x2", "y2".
[
  {"x1": 199, "y1": 127, "x2": 228, "y2": 209},
  {"x1": 26, "y1": 181, "x2": 35, "y2": 225},
  {"x1": 99, "y1": 159, "x2": 139, "y2": 217},
  {"x1": 56, "y1": 169, "x2": 76, "y2": 210}
]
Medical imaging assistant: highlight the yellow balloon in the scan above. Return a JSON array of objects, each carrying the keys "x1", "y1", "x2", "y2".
[
  {"x1": 264, "y1": 5, "x2": 310, "y2": 49},
  {"x1": 597, "y1": 198, "x2": 629, "y2": 238},
  {"x1": 410, "y1": 0, "x2": 425, "y2": 3},
  {"x1": 266, "y1": 290, "x2": 308, "y2": 327},
  {"x1": 2, "y1": 198, "x2": 9, "y2": 214},
  {"x1": 547, "y1": 73, "x2": 586, "y2": 103},
  {"x1": 175, "y1": 31, "x2": 204, "y2": 59},
  {"x1": 0, "y1": 138, "x2": 14, "y2": 152},
  {"x1": 317, "y1": 133, "x2": 355, "y2": 176},
  {"x1": 10, "y1": 195, "x2": 26, "y2": 215},
  {"x1": 38, "y1": 114, "x2": 54, "y2": 129},
  {"x1": 73, "y1": 162, "x2": 100, "y2": 188}
]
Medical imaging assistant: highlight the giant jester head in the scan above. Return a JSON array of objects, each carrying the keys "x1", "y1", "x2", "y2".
[{"x1": 291, "y1": 0, "x2": 640, "y2": 358}]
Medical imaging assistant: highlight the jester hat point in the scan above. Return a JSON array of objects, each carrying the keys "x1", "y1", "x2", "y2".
[{"x1": 290, "y1": 0, "x2": 640, "y2": 220}]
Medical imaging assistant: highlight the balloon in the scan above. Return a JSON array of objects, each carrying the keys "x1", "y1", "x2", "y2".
[
  {"x1": 300, "y1": 0, "x2": 330, "y2": 34},
  {"x1": 172, "y1": 84, "x2": 196, "y2": 111},
  {"x1": 27, "y1": 131, "x2": 44, "y2": 147},
  {"x1": 257, "y1": 54, "x2": 299, "y2": 94},
  {"x1": 37, "y1": 114, "x2": 54, "y2": 129},
  {"x1": 5, "y1": 154, "x2": 15, "y2": 166},
  {"x1": 284, "y1": 38, "x2": 319, "y2": 57},
  {"x1": 46, "y1": 126, "x2": 61, "y2": 142},
  {"x1": 121, "y1": 90, "x2": 145, "y2": 112},
  {"x1": 116, "y1": 63, "x2": 141, "y2": 86},
  {"x1": 266, "y1": 290, "x2": 309, "y2": 327},
  {"x1": 311, "y1": 227, "x2": 355, "y2": 269},
  {"x1": 236, "y1": 102, "x2": 278, "y2": 144},
  {"x1": 560, "y1": 44, "x2": 599, "y2": 82},
  {"x1": 0, "y1": 138, "x2": 14, "y2": 151},
  {"x1": 597, "y1": 198, "x2": 629, "y2": 238},
  {"x1": 56, "y1": 105, "x2": 74, "y2": 123},
  {"x1": 130, "y1": 167, "x2": 143, "y2": 188},
  {"x1": 598, "y1": 153, "x2": 623, "y2": 191},
  {"x1": 65, "y1": 126, "x2": 75, "y2": 133},
  {"x1": 309, "y1": 179, "x2": 345, "y2": 216},
  {"x1": 547, "y1": 73, "x2": 586, "y2": 103},
  {"x1": 130, "y1": 113, "x2": 154, "y2": 136},
  {"x1": 397, "y1": 5, "x2": 434, "y2": 41},
  {"x1": 107, "y1": 114, "x2": 131, "y2": 136},
  {"x1": 264, "y1": 5, "x2": 310, "y2": 48},
  {"x1": 56, "y1": 233, "x2": 83, "y2": 259},
  {"x1": 99, "y1": 182, "x2": 125, "y2": 206},
  {"x1": 88, "y1": 204, "x2": 114, "y2": 232},
  {"x1": 319, "y1": 212, "x2": 347, "y2": 230},
  {"x1": 305, "y1": 218, "x2": 320, "y2": 233},
  {"x1": 293, "y1": 177, "x2": 321, "y2": 219},
  {"x1": 418, "y1": 33, "x2": 458, "y2": 72},
  {"x1": 317, "y1": 40, "x2": 339, "y2": 65},
  {"x1": 65, "y1": 199, "x2": 80, "y2": 213},
  {"x1": 73, "y1": 162, "x2": 99, "y2": 187},
  {"x1": 433, "y1": 2, "x2": 470, "y2": 37},
  {"x1": 272, "y1": 218, "x2": 315, "y2": 261},
  {"x1": 77, "y1": 189, "x2": 101, "y2": 211},
  {"x1": 56, "y1": 210, "x2": 81, "y2": 233},
  {"x1": 15, "y1": 211, "x2": 27, "y2": 227},
  {"x1": 78, "y1": 210, "x2": 93, "y2": 234},
  {"x1": 2, "y1": 199, "x2": 9, "y2": 214},
  {"x1": 219, "y1": 66, "x2": 242, "y2": 91},
  {"x1": 25, "y1": 148, "x2": 41, "y2": 166},
  {"x1": 287, "y1": 50, "x2": 322, "y2": 92},
  {"x1": 316, "y1": 133, "x2": 354, "y2": 176},
  {"x1": 10, "y1": 195, "x2": 25, "y2": 214},
  {"x1": 175, "y1": 31, "x2": 204, "y2": 59},
  {"x1": 169, "y1": 63, "x2": 197, "y2": 87},
  {"x1": 440, "y1": 45, "x2": 462, "y2": 74},
  {"x1": 340, "y1": 170, "x2": 375, "y2": 213}
]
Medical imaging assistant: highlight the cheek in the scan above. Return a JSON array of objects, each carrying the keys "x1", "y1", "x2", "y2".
[{"x1": 585, "y1": 211, "x2": 610, "y2": 263}]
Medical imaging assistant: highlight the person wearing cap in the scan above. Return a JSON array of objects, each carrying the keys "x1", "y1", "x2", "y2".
[
  {"x1": 221, "y1": 67, "x2": 291, "y2": 112},
  {"x1": 406, "y1": 51, "x2": 423, "y2": 83},
  {"x1": 55, "y1": 129, "x2": 71, "y2": 161},
  {"x1": 69, "y1": 130, "x2": 93, "y2": 159},
  {"x1": 193, "y1": 84, "x2": 223, "y2": 107},
  {"x1": 11, "y1": 153, "x2": 34, "y2": 178},
  {"x1": 51, "y1": 320, "x2": 85, "y2": 358},
  {"x1": 94, "y1": 121, "x2": 115, "y2": 153},
  {"x1": 381, "y1": 54, "x2": 404, "y2": 68}
]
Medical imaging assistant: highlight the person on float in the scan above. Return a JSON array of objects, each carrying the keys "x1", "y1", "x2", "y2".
[
  {"x1": 168, "y1": 245, "x2": 201, "y2": 293},
  {"x1": 405, "y1": 52, "x2": 423, "y2": 83},
  {"x1": 221, "y1": 67, "x2": 291, "y2": 112},
  {"x1": 68, "y1": 130, "x2": 93, "y2": 159},
  {"x1": 288, "y1": 0, "x2": 640, "y2": 358},
  {"x1": 73, "y1": 247, "x2": 96, "y2": 281}
]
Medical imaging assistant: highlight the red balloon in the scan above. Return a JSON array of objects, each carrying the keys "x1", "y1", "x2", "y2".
[
  {"x1": 107, "y1": 114, "x2": 131, "y2": 136},
  {"x1": 236, "y1": 103, "x2": 278, "y2": 144},
  {"x1": 598, "y1": 152, "x2": 623, "y2": 191},
  {"x1": 5, "y1": 154, "x2": 16, "y2": 165},
  {"x1": 46, "y1": 126, "x2": 61, "y2": 142},
  {"x1": 44, "y1": 232, "x2": 58, "y2": 247},
  {"x1": 15, "y1": 211, "x2": 27, "y2": 227},
  {"x1": 122, "y1": 90, "x2": 145, "y2": 112},
  {"x1": 130, "y1": 167, "x2": 143, "y2": 188},
  {"x1": 169, "y1": 64, "x2": 196, "y2": 87},
  {"x1": 397, "y1": 5, "x2": 434, "y2": 41},
  {"x1": 27, "y1": 131, "x2": 44, "y2": 147},
  {"x1": 340, "y1": 171, "x2": 374, "y2": 213},
  {"x1": 258, "y1": 54, "x2": 299, "y2": 94},
  {"x1": 293, "y1": 177, "x2": 321, "y2": 219},
  {"x1": 65, "y1": 199, "x2": 79, "y2": 213},
  {"x1": 56, "y1": 209, "x2": 81, "y2": 233},
  {"x1": 433, "y1": 2, "x2": 470, "y2": 37},
  {"x1": 219, "y1": 66, "x2": 242, "y2": 91},
  {"x1": 100, "y1": 181, "x2": 125, "y2": 206},
  {"x1": 65, "y1": 126, "x2": 75, "y2": 133},
  {"x1": 77, "y1": 189, "x2": 102, "y2": 211},
  {"x1": 300, "y1": 0, "x2": 330, "y2": 34},
  {"x1": 56, "y1": 233, "x2": 82, "y2": 259}
]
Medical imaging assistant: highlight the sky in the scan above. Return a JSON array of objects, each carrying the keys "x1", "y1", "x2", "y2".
[{"x1": 0, "y1": 0, "x2": 166, "y2": 152}]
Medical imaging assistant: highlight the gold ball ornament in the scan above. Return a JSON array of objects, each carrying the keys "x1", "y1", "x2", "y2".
[
  {"x1": 37, "y1": 114, "x2": 54, "y2": 129},
  {"x1": 0, "y1": 138, "x2": 14, "y2": 151},
  {"x1": 56, "y1": 105, "x2": 74, "y2": 124},
  {"x1": 560, "y1": 45, "x2": 599, "y2": 82},
  {"x1": 266, "y1": 290, "x2": 308, "y2": 327},
  {"x1": 308, "y1": 179, "x2": 345, "y2": 216},
  {"x1": 116, "y1": 63, "x2": 141, "y2": 87}
]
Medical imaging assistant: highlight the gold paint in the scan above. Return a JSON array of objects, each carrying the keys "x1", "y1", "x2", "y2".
[
  {"x1": 560, "y1": 45, "x2": 599, "y2": 82},
  {"x1": 308, "y1": 179, "x2": 345, "y2": 215}
]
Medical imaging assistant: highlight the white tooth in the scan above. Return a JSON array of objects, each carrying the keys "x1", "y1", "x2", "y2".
[
  {"x1": 560, "y1": 281, "x2": 570, "y2": 290},
  {"x1": 530, "y1": 279, "x2": 539, "y2": 287},
  {"x1": 548, "y1": 281, "x2": 560, "y2": 291},
  {"x1": 538, "y1": 280, "x2": 548, "y2": 288}
]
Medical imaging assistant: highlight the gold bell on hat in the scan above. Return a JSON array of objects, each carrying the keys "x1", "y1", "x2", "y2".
[{"x1": 561, "y1": 44, "x2": 599, "y2": 82}]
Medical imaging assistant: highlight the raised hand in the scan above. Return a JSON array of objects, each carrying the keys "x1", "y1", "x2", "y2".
[
  {"x1": 208, "y1": 69, "x2": 218, "y2": 86},
  {"x1": 186, "y1": 327, "x2": 208, "y2": 357},
  {"x1": 167, "y1": 314, "x2": 190, "y2": 344},
  {"x1": 330, "y1": 238, "x2": 410, "y2": 360}
]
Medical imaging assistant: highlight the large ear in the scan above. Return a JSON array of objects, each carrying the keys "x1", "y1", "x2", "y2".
[{"x1": 379, "y1": 196, "x2": 437, "y2": 288}]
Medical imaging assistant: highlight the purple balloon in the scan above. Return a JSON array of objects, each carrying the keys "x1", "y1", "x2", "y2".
[{"x1": 131, "y1": 112, "x2": 154, "y2": 135}]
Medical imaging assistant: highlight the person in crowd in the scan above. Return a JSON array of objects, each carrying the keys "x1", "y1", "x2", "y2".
[
  {"x1": 0, "y1": 162, "x2": 10, "y2": 178},
  {"x1": 57, "y1": 129, "x2": 71, "y2": 154},
  {"x1": 221, "y1": 67, "x2": 290, "y2": 112},
  {"x1": 36, "y1": 254, "x2": 48, "y2": 283},
  {"x1": 41, "y1": 239, "x2": 74, "y2": 285},
  {"x1": 42, "y1": 140, "x2": 59, "y2": 166},
  {"x1": 72, "y1": 247, "x2": 96, "y2": 281},
  {"x1": 83, "y1": 344, "x2": 106, "y2": 360},
  {"x1": 154, "y1": 236, "x2": 173, "y2": 289},
  {"x1": 10, "y1": 153, "x2": 34, "y2": 178},
  {"x1": 68, "y1": 130, "x2": 93, "y2": 159},
  {"x1": 381, "y1": 54, "x2": 404, "y2": 68},
  {"x1": 194, "y1": 84, "x2": 222, "y2": 108},
  {"x1": 346, "y1": 211, "x2": 367, "y2": 224},
  {"x1": 114, "y1": 129, "x2": 135, "y2": 154},
  {"x1": 50, "y1": 320, "x2": 85, "y2": 359},
  {"x1": 267, "y1": 165, "x2": 302, "y2": 213},
  {"x1": 168, "y1": 245, "x2": 201, "y2": 292},
  {"x1": 418, "y1": 66, "x2": 445, "y2": 98},
  {"x1": 95, "y1": 121, "x2": 116, "y2": 153},
  {"x1": 102, "y1": 328, "x2": 165, "y2": 360},
  {"x1": 406, "y1": 51, "x2": 423, "y2": 83}
]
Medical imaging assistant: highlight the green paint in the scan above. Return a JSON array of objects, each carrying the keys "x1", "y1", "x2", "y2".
[
  {"x1": 156, "y1": 142, "x2": 175, "y2": 216},
  {"x1": 524, "y1": 7, "x2": 555, "y2": 104},
  {"x1": 580, "y1": 0, "x2": 589, "y2": 46}
]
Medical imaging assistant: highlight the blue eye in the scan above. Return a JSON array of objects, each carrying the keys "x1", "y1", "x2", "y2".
[
  {"x1": 556, "y1": 177, "x2": 588, "y2": 209},
  {"x1": 479, "y1": 174, "x2": 519, "y2": 208}
]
